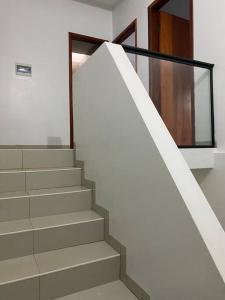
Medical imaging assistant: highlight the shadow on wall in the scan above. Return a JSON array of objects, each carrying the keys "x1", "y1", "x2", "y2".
[{"x1": 47, "y1": 137, "x2": 62, "y2": 145}]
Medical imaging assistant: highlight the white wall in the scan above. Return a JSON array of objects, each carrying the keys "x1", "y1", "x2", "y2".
[
  {"x1": 0, "y1": 0, "x2": 112, "y2": 146},
  {"x1": 113, "y1": 0, "x2": 151, "y2": 91},
  {"x1": 194, "y1": 0, "x2": 225, "y2": 150},
  {"x1": 193, "y1": 152, "x2": 225, "y2": 230},
  {"x1": 74, "y1": 42, "x2": 225, "y2": 300}
]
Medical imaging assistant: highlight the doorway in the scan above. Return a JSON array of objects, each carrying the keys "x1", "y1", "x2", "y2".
[
  {"x1": 148, "y1": 0, "x2": 194, "y2": 146},
  {"x1": 69, "y1": 33, "x2": 106, "y2": 148}
]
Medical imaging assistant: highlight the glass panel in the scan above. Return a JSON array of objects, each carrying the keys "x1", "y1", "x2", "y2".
[{"x1": 124, "y1": 51, "x2": 213, "y2": 147}]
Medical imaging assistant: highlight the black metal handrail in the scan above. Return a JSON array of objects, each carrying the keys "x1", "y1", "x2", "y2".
[
  {"x1": 121, "y1": 44, "x2": 215, "y2": 148},
  {"x1": 122, "y1": 45, "x2": 214, "y2": 70}
]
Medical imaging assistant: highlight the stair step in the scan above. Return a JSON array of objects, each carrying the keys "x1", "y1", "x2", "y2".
[
  {"x1": 0, "y1": 186, "x2": 91, "y2": 222},
  {"x1": 26, "y1": 168, "x2": 81, "y2": 190},
  {"x1": 36, "y1": 241, "x2": 120, "y2": 299},
  {"x1": 31, "y1": 211, "x2": 104, "y2": 253},
  {"x1": 0, "y1": 255, "x2": 39, "y2": 300},
  {"x1": 0, "y1": 149, "x2": 74, "y2": 170},
  {"x1": 0, "y1": 168, "x2": 81, "y2": 193},
  {"x1": 56, "y1": 281, "x2": 138, "y2": 300},
  {"x1": 0, "y1": 255, "x2": 38, "y2": 285},
  {"x1": 29, "y1": 186, "x2": 92, "y2": 218},
  {"x1": 0, "y1": 211, "x2": 104, "y2": 259},
  {"x1": 22, "y1": 149, "x2": 75, "y2": 169},
  {"x1": 0, "y1": 242, "x2": 120, "y2": 299},
  {"x1": 0, "y1": 219, "x2": 33, "y2": 260}
]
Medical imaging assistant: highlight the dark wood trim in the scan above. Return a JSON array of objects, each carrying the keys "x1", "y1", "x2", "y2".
[
  {"x1": 68, "y1": 33, "x2": 74, "y2": 149},
  {"x1": 189, "y1": 0, "x2": 194, "y2": 58},
  {"x1": 68, "y1": 32, "x2": 106, "y2": 149},
  {"x1": 113, "y1": 19, "x2": 137, "y2": 46},
  {"x1": 113, "y1": 19, "x2": 138, "y2": 71}
]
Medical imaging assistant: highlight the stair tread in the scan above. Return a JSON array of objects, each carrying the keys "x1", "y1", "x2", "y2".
[
  {"x1": 28, "y1": 186, "x2": 90, "y2": 196},
  {"x1": 0, "y1": 210, "x2": 102, "y2": 235},
  {"x1": 0, "y1": 218, "x2": 32, "y2": 235},
  {"x1": 0, "y1": 191, "x2": 28, "y2": 199},
  {"x1": 35, "y1": 241, "x2": 119, "y2": 274},
  {"x1": 31, "y1": 211, "x2": 103, "y2": 229},
  {"x1": 56, "y1": 281, "x2": 138, "y2": 300},
  {"x1": 0, "y1": 255, "x2": 38, "y2": 284},
  {"x1": 0, "y1": 167, "x2": 81, "y2": 174},
  {"x1": 0, "y1": 186, "x2": 90, "y2": 199}
]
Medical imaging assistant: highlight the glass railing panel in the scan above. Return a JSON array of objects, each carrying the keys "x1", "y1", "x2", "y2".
[{"x1": 122, "y1": 46, "x2": 214, "y2": 148}]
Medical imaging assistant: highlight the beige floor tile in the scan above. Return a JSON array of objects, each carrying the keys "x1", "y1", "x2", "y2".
[
  {"x1": 40, "y1": 257, "x2": 120, "y2": 300},
  {"x1": 0, "y1": 277, "x2": 39, "y2": 300},
  {"x1": 30, "y1": 189, "x2": 92, "y2": 217},
  {"x1": 56, "y1": 281, "x2": 138, "y2": 300},
  {"x1": 0, "y1": 171, "x2": 25, "y2": 193},
  {"x1": 31, "y1": 211, "x2": 104, "y2": 253},
  {"x1": 31, "y1": 211, "x2": 103, "y2": 229},
  {"x1": 26, "y1": 168, "x2": 81, "y2": 190},
  {"x1": 35, "y1": 241, "x2": 119, "y2": 274},
  {"x1": 0, "y1": 196, "x2": 29, "y2": 221},
  {"x1": 0, "y1": 150, "x2": 22, "y2": 170},
  {"x1": 23, "y1": 149, "x2": 74, "y2": 169},
  {"x1": 0, "y1": 255, "x2": 39, "y2": 284}
]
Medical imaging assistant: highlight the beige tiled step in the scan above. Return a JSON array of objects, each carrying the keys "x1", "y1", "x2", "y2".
[
  {"x1": 0, "y1": 242, "x2": 119, "y2": 300},
  {"x1": 0, "y1": 193, "x2": 29, "y2": 222},
  {"x1": 29, "y1": 186, "x2": 92, "y2": 218},
  {"x1": 0, "y1": 170, "x2": 25, "y2": 193},
  {"x1": 0, "y1": 255, "x2": 39, "y2": 300},
  {"x1": 26, "y1": 168, "x2": 81, "y2": 190},
  {"x1": 56, "y1": 280, "x2": 138, "y2": 300},
  {"x1": 0, "y1": 219, "x2": 33, "y2": 260},
  {"x1": 0, "y1": 211, "x2": 104, "y2": 259},
  {"x1": 36, "y1": 241, "x2": 120, "y2": 299},
  {"x1": 0, "y1": 255, "x2": 39, "y2": 284},
  {"x1": 0, "y1": 149, "x2": 74, "y2": 170},
  {"x1": 0, "y1": 186, "x2": 92, "y2": 222},
  {"x1": 23, "y1": 149, "x2": 75, "y2": 169},
  {"x1": 31, "y1": 211, "x2": 104, "y2": 253},
  {"x1": 0, "y1": 168, "x2": 81, "y2": 193},
  {"x1": 0, "y1": 150, "x2": 22, "y2": 170}
]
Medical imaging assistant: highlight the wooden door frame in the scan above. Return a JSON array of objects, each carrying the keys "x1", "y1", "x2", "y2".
[
  {"x1": 113, "y1": 19, "x2": 137, "y2": 45},
  {"x1": 113, "y1": 19, "x2": 138, "y2": 70},
  {"x1": 68, "y1": 32, "x2": 106, "y2": 148},
  {"x1": 148, "y1": 0, "x2": 193, "y2": 58}
]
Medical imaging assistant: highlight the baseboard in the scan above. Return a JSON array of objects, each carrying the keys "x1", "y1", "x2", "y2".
[{"x1": 75, "y1": 160, "x2": 150, "y2": 300}]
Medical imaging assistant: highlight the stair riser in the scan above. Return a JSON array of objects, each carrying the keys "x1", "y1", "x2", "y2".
[
  {"x1": 39, "y1": 257, "x2": 120, "y2": 300},
  {"x1": 0, "y1": 150, "x2": 22, "y2": 170},
  {"x1": 0, "y1": 169, "x2": 81, "y2": 193},
  {"x1": 0, "y1": 190, "x2": 91, "y2": 222},
  {"x1": 26, "y1": 169, "x2": 81, "y2": 190},
  {"x1": 23, "y1": 150, "x2": 75, "y2": 169},
  {"x1": 30, "y1": 191, "x2": 92, "y2": 218},
  {"x1": 34, "y1": 220, "x2": 104, "y2": 253},
  {"x1": 0, "y1": 149, "x2": 74, "y2": 170},
  {"x1": 0, "y1": 197, "x2": 29, "y2": 222},
  {"x1": 0, "y1": 221, "x2": 104, "y2": 260},
  {"x1": 0, "y1": 277, "x2": 39, "y2": 300},
  {"x1": 0, "y1": 231, "x2": 33, "y2": 261},
  {"x1": 0, "y1": 173, "x2": 25, "y2": 193}
]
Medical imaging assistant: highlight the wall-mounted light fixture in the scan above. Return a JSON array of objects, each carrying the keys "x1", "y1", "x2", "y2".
[{"x1": 16, "y1": 64, "x2": 32, "y2": 77}]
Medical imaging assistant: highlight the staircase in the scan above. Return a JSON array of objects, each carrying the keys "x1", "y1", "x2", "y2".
[{"x1": 0, "y1": 149, "x2": 138, "y2": 300}]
